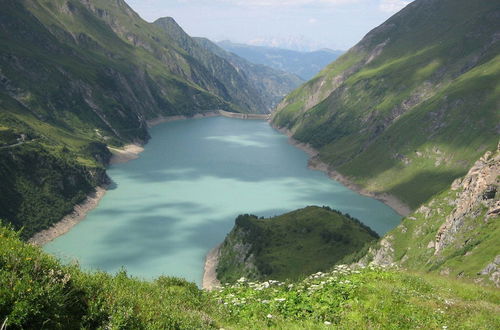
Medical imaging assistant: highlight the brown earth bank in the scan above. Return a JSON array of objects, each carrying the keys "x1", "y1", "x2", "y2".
[{"x1": 202, "y1": 245, "x2": 222, "y2": 290}]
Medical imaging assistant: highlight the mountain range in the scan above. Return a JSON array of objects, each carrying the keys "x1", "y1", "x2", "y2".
[
  {"x1": 0, "y1": 0, "x2": 499, "y2": 328},
  {"x1": 218, "y1": 40, "x2": 343, "y2": 80}
]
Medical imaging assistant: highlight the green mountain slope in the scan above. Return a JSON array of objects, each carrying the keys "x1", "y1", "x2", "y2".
[
  {"x1": 358, "y1": 145, "x2": 500, "y2": 287},
  {"x1": 0, "y1": 0, "x2": 297, "y2": 237},
  {"x1": 272, "y1": 0, "x2": 500, "y2": 210},
  {"x1": 1, "y1": 224, "x2": 499, "y2": 329},
  {"x1": 216, "y1": 206, "x2": 379, "y2": 283}
]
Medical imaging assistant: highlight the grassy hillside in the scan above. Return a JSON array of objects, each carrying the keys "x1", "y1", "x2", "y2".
[
  {"x1": 0, "y1": 224, "x2": 219, "y2": 328},
  {"x1": 272, "y1": 0, "x2": 500, "y2": 210},
  {"x1": 0, "y1": 142, "x2": 109, "y2": 239},
  {"x1": 1, "y1": 224, "x2": 499, "y2": 329},
  {"x1": 217, "y1": 206, "x2": 379, "y2": 283},
  {"x1": 358, "y1": 145, "x2": 500, "y2": 287}
]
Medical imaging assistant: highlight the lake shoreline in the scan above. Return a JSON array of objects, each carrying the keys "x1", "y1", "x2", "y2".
[
  {"x1": 201, "y1": 122, "x2": 410, "y2": 287},
  {"x1": 202, "y1": 244, "x2": 221, "y2": 290},
  {"x1": 271, "y1": 124, "x2": 411, "y2": 217},
  {"x1": 28, "y1": 186, "x2": 108, "y2": 246},
  {"x1": 28, "y1": 112, "x2": 224, "y2": 246},
  {"x1": 28, "y1": 143, "x2": 145, "y2": 246},
  {"x1": 35, "y1": 113, "x2": 407, "y2": 288}
]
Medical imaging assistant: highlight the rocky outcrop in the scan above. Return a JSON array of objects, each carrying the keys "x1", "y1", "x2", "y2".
[
  {"x1": 479, "y1": 255, "x2": 500, "y2": 286},
  {"x1": 369, "y1": 236, "x2": 395, "y2": 267},
  {"x1": 359, "y1": 143, "x2": 499, "y2": 286},
  {"x1": 216, "y1": 225, "x2": 260, "y2": 284},
  {"x1": 434, "y1": 144, "x2": 500, "y2": 253}
]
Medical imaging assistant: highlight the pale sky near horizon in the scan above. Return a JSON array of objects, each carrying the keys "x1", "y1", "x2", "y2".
[{"x1": 125, "y1": 0, "x2": 413, "y2": 51}]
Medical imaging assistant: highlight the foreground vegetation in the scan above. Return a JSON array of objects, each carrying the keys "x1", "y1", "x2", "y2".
[
  {"x1": 214, "y1": 266, "x2": 500, "y2": 329},
  {"x1": 1, "y1": 224, "x2": 498, "y2": 329},
  {"x1": 0, "y1": 225, "x2": 219, "y2": 329}
]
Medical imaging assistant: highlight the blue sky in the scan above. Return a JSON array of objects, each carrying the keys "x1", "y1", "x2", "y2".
[{"x1": 126, "y1": 0, "x2": 412, "y2": 51}]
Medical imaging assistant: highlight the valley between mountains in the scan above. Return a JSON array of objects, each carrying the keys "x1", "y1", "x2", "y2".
[{"x1": 0, "y1": 0, "x2": 499, "y2": 328}]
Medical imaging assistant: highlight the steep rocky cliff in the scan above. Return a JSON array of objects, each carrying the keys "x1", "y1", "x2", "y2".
[{"x1": 359, "y1": 144, "x2": 500, "y2": 286}]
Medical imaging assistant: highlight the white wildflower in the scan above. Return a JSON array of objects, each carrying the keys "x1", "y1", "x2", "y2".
[{"x1": 267, "y1": 314, "x2": 273, "y2": 318}]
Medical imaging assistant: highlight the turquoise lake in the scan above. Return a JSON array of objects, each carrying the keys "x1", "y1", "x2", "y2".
[{"x1": 45, "y1": 117, "x2": 401, "y2": 285}]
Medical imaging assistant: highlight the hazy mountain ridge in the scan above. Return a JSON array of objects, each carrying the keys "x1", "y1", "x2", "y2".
[
  {"x1": 154, "y1": 17, "x2": 302, "y2": 113},
  {"x1": 194, "y1": 37, "x2": 304, "y2": 111},
  {"x1": 218, "y1": 40, "x2": 343, "y2": 80},
  {"x1": 272, "y1": 0, "x2": 500, "y2": 209}
]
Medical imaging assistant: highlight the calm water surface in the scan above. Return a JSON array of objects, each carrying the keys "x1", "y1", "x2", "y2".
[{"x1": 45, "y1": 117, "x2": 401, "y2": 284}]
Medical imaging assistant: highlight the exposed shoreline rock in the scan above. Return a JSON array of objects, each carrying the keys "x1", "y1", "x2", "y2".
[
  {"x1": 271, "y1": 124, "x2": 411, "y2": 217},
  {"x1": 202, "y1": 244, "x2": 221, "y2": 290},
  {"x1": 108, "y1": 144, "x2": 145, "y2": 165},
  {"x1": 145, "y1": 110, "x2": 269, "y2": 128},
  {"x1": 28, "y1": 186, "x2": 108, "y2": 246},
  {"x1": 145, "y1": 111, "x2": 221, "y2": 127}
]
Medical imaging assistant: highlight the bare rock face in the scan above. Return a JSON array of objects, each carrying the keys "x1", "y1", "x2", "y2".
[
  {"x1": 479, "y1": 255, "x2": 500, "y2": 286},
  {"x1": 434, "y1": 144, "x2": 500, "y2": 254},
  {"x1": 370, "y1": 236, "x2": 395, "y2": 267},
  {"x1": 356, "y1": 235, "x2": 394, "y2": 268}
]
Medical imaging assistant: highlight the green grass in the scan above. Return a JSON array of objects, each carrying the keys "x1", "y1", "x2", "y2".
[
  {"x1": 213, "y1": 266, "x2": 500, "y2": 329},
  {"x1": 217, "y1": 206, "x2": 379, "y2": 283},
  {"x1": 351, "y1": 140, "x2": 500, "y2": 286},
  {"x1": 1, "y1": 224, "x2": 498, "y2": 329},
  {"x1": 0, "y1": 225, "x2": 220, "y2": 329}
]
